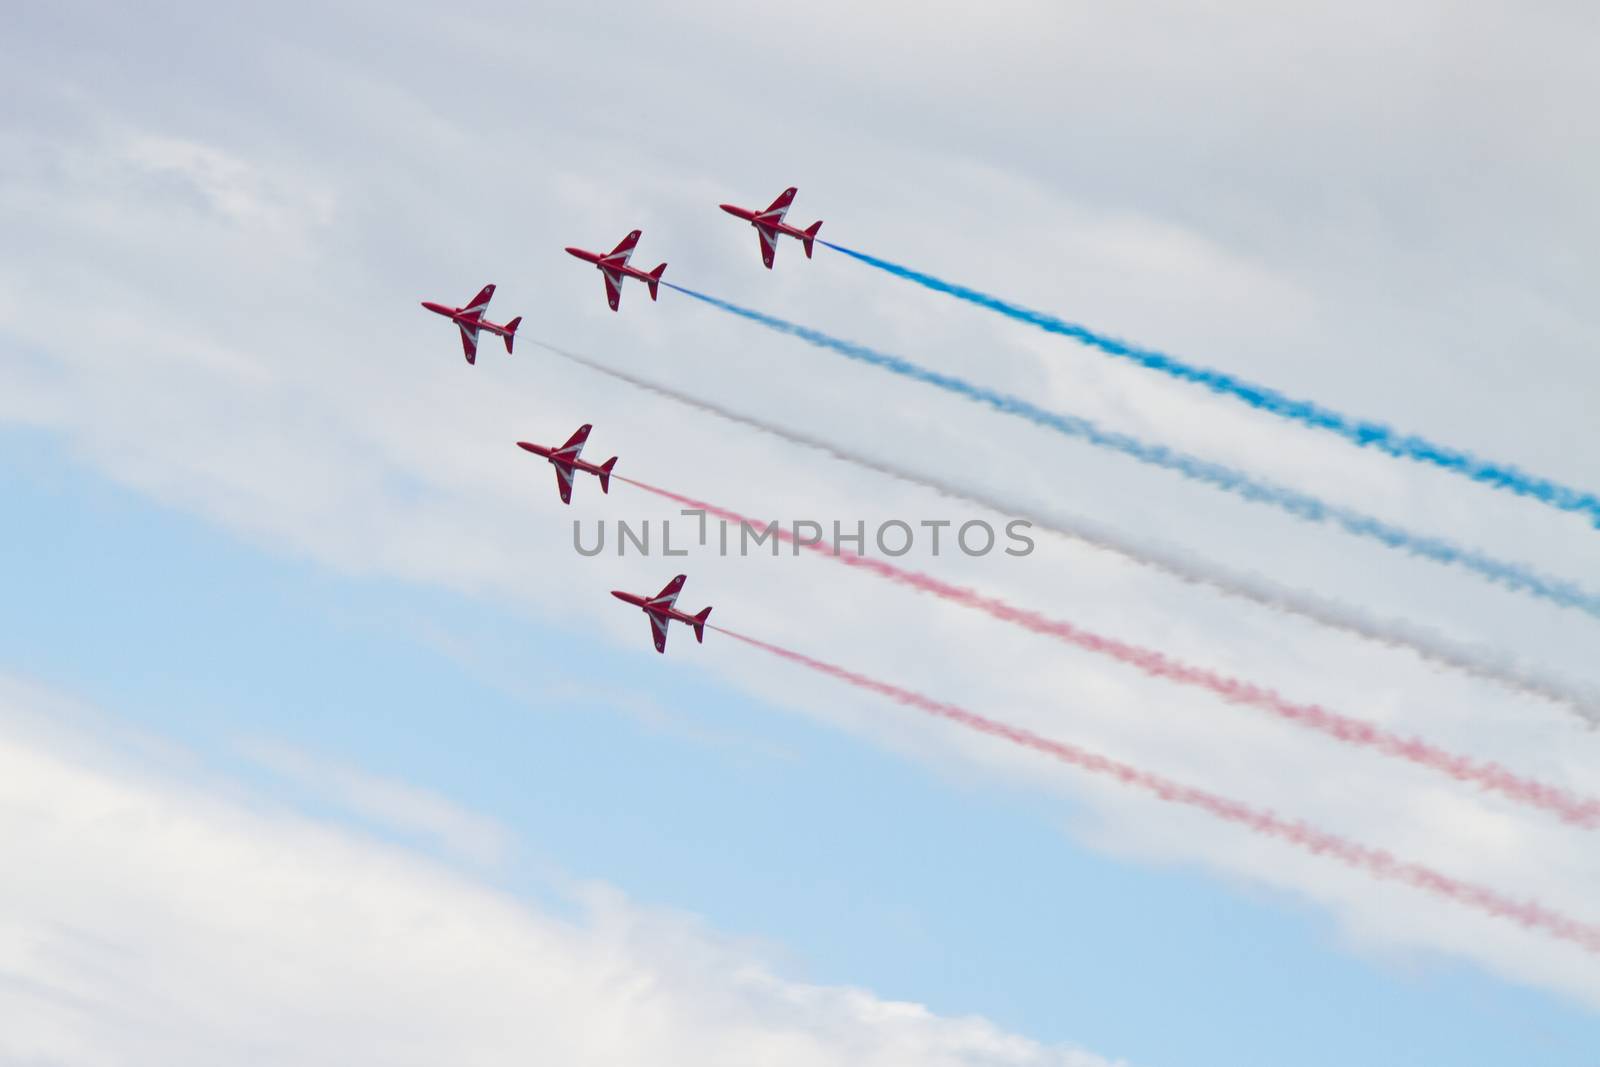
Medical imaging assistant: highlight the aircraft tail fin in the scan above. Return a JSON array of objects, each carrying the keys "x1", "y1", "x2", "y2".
[
  {"x1": 598, "y1": 456, "x2": 618, "y2": 494},
  {"x1": 692, "y1": 606, "x2": 712, "y2": 643},
  {"x1": 647, "y1": 263, "x2": 667, "y2": 301},
  {"x1": 503, "y1": 316, "x2": 522, "y2": 354},
  {"x1": 802, "y1": 221, "x2": 822, "y2": 259}
]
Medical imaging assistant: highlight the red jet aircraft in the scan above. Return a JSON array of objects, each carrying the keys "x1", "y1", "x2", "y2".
[
  {"x1": 421, "y1": 283, "x2": 521, "y2": 364},
  {"x1": 564, "y1": 230, "x2": 667, "y2": 311},
  {"x1": 611, "y1": 574, "x2": 712, "y2": 654},
  {"x1": 719, "y1": 187, "x2": 823, "y2": 269},
  {"x1": 515, "y1": 424, "x2": 617, "y2": 505}
]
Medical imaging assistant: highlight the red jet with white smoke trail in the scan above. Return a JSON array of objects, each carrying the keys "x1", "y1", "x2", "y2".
[
  {"x1": 533, "y1": 338, "x2": 1600, "y2": 725},
  {"x1": 719, "y1": 186, "x2": 823, "y2": 269},
  {"x1": 516, "y1": 425, "x2": 617, "y2": 505},
  {"x1": 611, "y1": 574, "x2": 713, "y2": 654},
  {"x1": 420, "y1": 283, "x2": 521, "y2": 364}
]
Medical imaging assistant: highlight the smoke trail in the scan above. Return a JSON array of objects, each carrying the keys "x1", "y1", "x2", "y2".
[
  {"x1": 661, "y1": 283, "x2": 1600, "y2": 621},
  {"x1": 819, "y1": 241, "x2": 1600, "y2": 529},
  {"x1": 619, "y1": 475, "x2": 1600, "y2": 828},
  {"x1": 713, "y1": 625, "x2": 1600, "y2": 955},
  {"x1": 535, "y1": 338, "x2": 1600, "y2": 725}
]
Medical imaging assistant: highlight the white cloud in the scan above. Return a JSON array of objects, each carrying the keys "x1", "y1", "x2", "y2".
[
  {"x1": 119, "y1": 131, "x2": 336, "y2": 232},
  {"x1": 242, "y1": 739, "x2": 513, "y2": 865},
  {"x1": 0, "y1": 682, "x2": 1119, "y2": 1067}
]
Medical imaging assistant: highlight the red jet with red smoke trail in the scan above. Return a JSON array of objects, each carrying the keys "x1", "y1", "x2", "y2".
[
  {"x1": 420, "y1": 283, "x2": 522, "y2": 364},
  {"x1": 719, "y1": 187, "x2": 823, "y2": 269},
  {"x1": 516, "y1": 424, "x2": 617, "y2": 505},
  {"x1": 564, "y1": 230, "x2": 667, "y2": 311},
  {"x1": 611, "y1": 574, "x2": 712, "y2": 654}
]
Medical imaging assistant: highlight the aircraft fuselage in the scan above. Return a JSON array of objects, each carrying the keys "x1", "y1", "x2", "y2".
[
  {"x1": 610, "y1": 590, "x2": 699, "y2": 627},
  {"x1": 564, "y1": 246, "x2": 655, "y2": 283},
  {"x1": 517, "y1": 441, "x2": 606, "y2": 478},
  {"x1": 718, "y1": 203, "x2": 811, "y2": 240},
  {"x1": 420, "y1": 301, "x2": 512, "y2": 335}
]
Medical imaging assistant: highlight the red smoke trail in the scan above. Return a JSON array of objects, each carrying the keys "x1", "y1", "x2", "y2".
[
  {"x1": 617, "y1": 475, "x2": 1600, "y2": 829},
  {"x1": 712, "y1": 625, "x2": 1600, "y2": 955}
]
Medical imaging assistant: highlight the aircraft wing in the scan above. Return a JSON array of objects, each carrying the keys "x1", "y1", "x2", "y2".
[
  {"x1": 458, "y1": 323, "x2": 480, "y2": 364},
  {"x1": 650, "y1": 574, "x2": 687, "y2": 608},
  {"x1": 757, "y1": 225, "x2": 778, "y2": 269},
  {"x1": 553, "y1": 462, "x2": 575, "y2": 505},
  {"x1": 759, "y1": 187, "x2": 797, "y2": 222},
  {"x1": 602, "y1": 269, "x2": 623, "y2": 311},
  {"x1": 607, "y1": 229, "x2": 642, "y2": 263},
  {"x1": 557, "y1": 424, "x2": 592, "y2": 458},
  {"x1": 463, "y1": 283, "x2": 495, "y2": 316},
  {"x1": 650, "y1": 611, "x2": 669, "y2": 653}
]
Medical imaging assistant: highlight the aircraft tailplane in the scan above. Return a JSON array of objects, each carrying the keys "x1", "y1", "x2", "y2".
[
  {"x1": 802, "y1": 221, "x2": 822, "y2": 259},
  {"x1": 647, "y1": 263, "x2": 667, "y2": 301},
  {"x1": 503, "y1": 316, "x2": 522, "y2": 354},
  {"x1": 599, "y1": 457, "x2": 618, "y2": 494},
  {"x1": 692, "y1": 606, "x2": 712, "y2": 643}
]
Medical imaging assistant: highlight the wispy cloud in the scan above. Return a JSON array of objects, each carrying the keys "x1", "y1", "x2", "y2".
[
  {"x1": 241, "y1": 738, "x2": 511, "y2": 865},
  {"x1": 0, "y1": 681, "x2": 1122, "y2": 1067}
]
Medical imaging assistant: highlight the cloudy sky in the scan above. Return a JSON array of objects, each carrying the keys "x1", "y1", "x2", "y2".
[{"x1": 3, "y1": 2, "x2": 1598, "y2": 1064}]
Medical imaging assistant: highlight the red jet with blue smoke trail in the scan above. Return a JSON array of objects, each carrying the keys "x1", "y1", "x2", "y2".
[
  {"x1": 516, "y1": 424, "x2": 617, "y2": 505},
  {"x1": 564, "y1": 230, "x2": 667, "y2": 311},
  {"x1": 719, "y1": 187, "x2": 823, "y2": 269},
  {"x1": 611, "y1": 574, "x2": 712, "y2": 654},
  {"x1": 420, "y1": 283, "x2": 522, "y2": 364}
]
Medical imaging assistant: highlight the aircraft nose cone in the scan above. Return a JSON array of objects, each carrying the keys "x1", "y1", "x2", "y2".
[
  {"x1": 515, "y1": 441, "x2": 538, "y2": 453},
  {"x1": 563, "y1": 247, "x2": 584, "y2": 258},
  {"x1": 609, "y1": 591, "x2": 631, "y2": 602}
]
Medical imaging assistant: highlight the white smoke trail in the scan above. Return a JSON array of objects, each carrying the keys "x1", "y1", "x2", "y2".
[{"x1": 533, "y1": 339, "x2": 1600, "y2": 727}]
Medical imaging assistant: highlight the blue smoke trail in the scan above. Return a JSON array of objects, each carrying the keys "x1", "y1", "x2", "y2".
[
  {"x1": 663, "y1": 281, "x2": 1600, "y2": 620},
  {"x1": 818, "y1": 241, "x2": 1600, "y2": 530}
]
